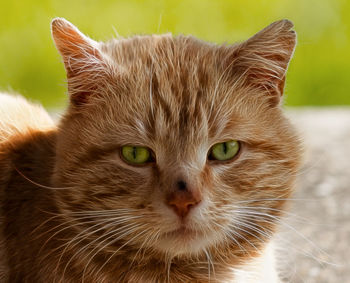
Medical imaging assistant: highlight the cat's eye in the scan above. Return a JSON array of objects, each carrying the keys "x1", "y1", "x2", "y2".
[
  {"x1": 209, "y1": 140, "x2": 240, "y2": 161},
  {"x1": 121, "y1": 146, "x2": 152, "y2": 165}
]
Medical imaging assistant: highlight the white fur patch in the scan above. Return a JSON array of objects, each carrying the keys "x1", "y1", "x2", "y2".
[{"x1": 230, "y1": 241, "x2": 279, "y2": 283}]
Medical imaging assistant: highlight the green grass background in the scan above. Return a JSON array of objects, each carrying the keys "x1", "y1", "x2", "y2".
[{"x1": 0, "y1": 0, "x2": 349, "y2": 108}]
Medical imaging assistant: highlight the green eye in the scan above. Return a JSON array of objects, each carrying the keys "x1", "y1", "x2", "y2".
[
  {"x1": 121, "y1": 146, "x2": 151, "y2": 164},
  {"x1": 210, "y1": 140, "x2": 240, "y2": 161}
]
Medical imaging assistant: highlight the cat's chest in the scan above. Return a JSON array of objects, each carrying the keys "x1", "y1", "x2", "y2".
[{"x1": 230, "y1": 242, "x2": 279, "y2": 283}]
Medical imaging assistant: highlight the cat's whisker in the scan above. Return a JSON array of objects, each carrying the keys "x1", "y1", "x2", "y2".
[
  {"x1": 80, "y1": 222, "x2": 148, "y2": 278},
  {"x1": 89, "y1": 227, "x2": 151, "y2": 283},
  {"x1": 130, "y1": 227, "x2": 161, "y2": 266},
  {"x1": 50, "y1": 219, "x2": 119, "y2": 282},
  {"x1": 80, "y1": 220, "x2": 143, "y2": 261},
  {"x1": 271, "y1": 232, "x2": 338, "y2": 269},
  {"x1": 211, "y1": 221, "x2": 250, "y2": 256},
  {"x1": 30, "y1": 213, "x2": 62, "y2": 237},
  {"x1": 225, "y1": 230, "x2": 251, "y2": 255},
  {"x1": 37, "y1": 213, "x2": 139, "y2": 254},
  {"x1": 157, "y1": 12, "x2": 163, "y2": 34},
  {"x1": 230, "y1": 212, "x2": 277, "y2": 241},
  {"x1": 14, "y1": 166, "x2": 73, "y2": 190},
  {"x1": 234, "y1": 197, "x2": 317, "y2": 204},
  {"x1": 232, "y1": 205, "x2": 311, "y2": 223},
  {"x1": 288, "y1": 152, "x2": 325, "y2": 178},
  {"x1": 233, "y1": 212, "x2": 279, "y2": 225},
  {"x1": 229, "y1": 220, "x2": 273, "y2": 243},
  {"x1": 57, "y1": 218, "x2": 143, "y2": 276},
  {"x1": 278, "y1": 235, "x2": 341, "y2": 269},
  {"x1": 227, "y1": 225, "x2": 261, "y2": 252},
  {"x1": 231, "y1": 209, "x2": 339, "y2": 267},
  {"x1": 242, "y1": 216, "x2": 337, "y2": 269},
  {"x1": 50, "y1": 217, "x2": 132, "y2": 276},
  {"x1": 66, "y1": 222, "x2": 146, "y2": 283},
  {"x1": 66, "y1": 209, "x2": 139, "y2": 215},
  {"x1": 234, "y1": 224, "x2": 274, "y2": 249},
  {"x1": 166, "y1": 255, "x2": 172, "y2": 283},
  {"x1": 31, "y1": 209, "x2": 141, "y2": 243},
  {"x1": 203, "y1": 248, "x2": 210, "y2": 282},
  {"x1": 204, "y1": 248, "x2": 216, "y2": 282},
  {"x1": 38, "y1": 216, "x2": 111, "y2": 256},
  {"x1": 148, "y1": 63, "x2": 154, "y2": 116}
]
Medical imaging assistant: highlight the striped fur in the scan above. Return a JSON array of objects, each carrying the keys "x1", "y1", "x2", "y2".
[{"x1": 0, "y1": 19, "x2": 302, "y2": 282}]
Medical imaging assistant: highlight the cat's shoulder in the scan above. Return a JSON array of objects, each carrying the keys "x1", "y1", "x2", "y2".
[
  {"x1": 0, "y1": 93, "x2": 54, "y2": 143},
  {"x1": 0, "y1": 92, "x2": 57, "y2": 187},
  {"x1": 0, "y1": 94, "x2": 57, "y2": 283}
]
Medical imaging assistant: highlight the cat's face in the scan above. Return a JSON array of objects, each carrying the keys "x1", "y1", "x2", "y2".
[{"x1": 52, "y1": 19, "x2": 301, "y2": 258}]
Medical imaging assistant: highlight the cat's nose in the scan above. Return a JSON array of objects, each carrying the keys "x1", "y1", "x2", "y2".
[{"x1": 166, "y1": 180, "x2": 202, "y2": 218}]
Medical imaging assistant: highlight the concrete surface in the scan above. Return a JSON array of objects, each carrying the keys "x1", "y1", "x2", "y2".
[{"x1": 280, "y1": 109, "x2": 350, "y2": 283}]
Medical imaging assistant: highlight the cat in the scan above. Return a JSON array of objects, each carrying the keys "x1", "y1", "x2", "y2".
[{"x1": 0, "y1": 18, "x2": 302, "y2": 282}]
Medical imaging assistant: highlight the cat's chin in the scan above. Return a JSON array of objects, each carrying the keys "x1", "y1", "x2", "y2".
[{"x1": 154, "y1": 226, "x2": 218, "y2": 256}]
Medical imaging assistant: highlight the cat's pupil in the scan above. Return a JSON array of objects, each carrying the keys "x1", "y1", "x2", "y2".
[
  {"x1": 223, "y1": 142, "x2": 227, "y2": 154},
  {"x1": 132, "y1": 147, "x2": 137, "y2": 159}
]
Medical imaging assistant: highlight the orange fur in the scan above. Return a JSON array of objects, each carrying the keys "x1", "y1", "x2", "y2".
[{"x1": 0, "y1": 19, "x2": 302, "y2": 282}]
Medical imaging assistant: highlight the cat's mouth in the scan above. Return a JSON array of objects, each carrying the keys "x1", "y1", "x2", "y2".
[
  {"x1": 166, "y1": 226, "x2": 198, "y2": 237},
  {"x1": 154, "y1": 225, "x2": 217, "y2": 255},
  {"x1": 164, "y1": 226, "x2": 200, "y2": 239}
]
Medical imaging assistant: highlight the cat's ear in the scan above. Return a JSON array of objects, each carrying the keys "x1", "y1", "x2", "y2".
[
  {"x1": 51, "y1": 18, "x2": 111, "y2": 106},
  {"x1": 228, "y1": 20, "x2": 296, "y2": 106}
]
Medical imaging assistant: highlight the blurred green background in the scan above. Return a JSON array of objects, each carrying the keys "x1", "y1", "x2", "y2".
[{"x1": 0, "y1": 0, "x2": 349, "y2": 108}]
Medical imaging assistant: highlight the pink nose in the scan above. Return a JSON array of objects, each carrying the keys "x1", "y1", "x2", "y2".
[{"x1": 167, "y1": 182, "x2": 202, "y2": 218}]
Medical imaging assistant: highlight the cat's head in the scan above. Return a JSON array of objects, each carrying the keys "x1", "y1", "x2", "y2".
[{"x1": 51, "y1": 18, "x2": 301, "y2": 259}]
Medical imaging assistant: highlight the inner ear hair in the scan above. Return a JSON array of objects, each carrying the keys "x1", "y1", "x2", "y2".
[{"x1": 225, "y1": 20, "x2": 296, "y2": 106}]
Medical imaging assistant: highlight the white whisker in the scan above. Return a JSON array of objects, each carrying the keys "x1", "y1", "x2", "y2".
[{"x1": 90, "y1": 228, "x2": 151, "y2": 282}]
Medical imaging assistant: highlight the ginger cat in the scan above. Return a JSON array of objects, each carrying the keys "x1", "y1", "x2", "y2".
[{"x1": 0, "y1": 18, "x2": 301, "y2": 282}]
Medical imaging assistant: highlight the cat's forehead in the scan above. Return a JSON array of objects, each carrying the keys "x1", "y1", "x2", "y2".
[
  {"x1": 87, "y1": 35, "x2": 274, "y2": 152},
  {"x1": 103, "y1": 34, "x2": 219, "y2": 68},
  {"x1": 101, "y1": 36, "x2": 244, "y2": 137}
]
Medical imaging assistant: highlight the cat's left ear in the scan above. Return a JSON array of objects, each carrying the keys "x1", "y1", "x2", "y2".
[
  {"x1": 51, "y1": 18, "x2": 112, "y2": 106},
  {"x1": 228, "y1": 20, "x2": 296, "y2": 106}
]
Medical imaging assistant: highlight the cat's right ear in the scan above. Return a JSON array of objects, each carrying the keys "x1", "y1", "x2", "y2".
[{"x1": 51, "y1": 18, "x2": 112, "y2": 106}]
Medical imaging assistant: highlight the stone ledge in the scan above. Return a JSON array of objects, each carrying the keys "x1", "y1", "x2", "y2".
[{"x1": 282, "y1": 108, "x2": 350, "y2": 282}]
